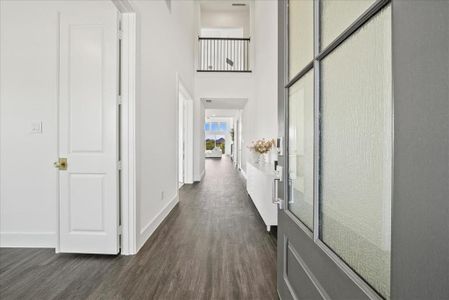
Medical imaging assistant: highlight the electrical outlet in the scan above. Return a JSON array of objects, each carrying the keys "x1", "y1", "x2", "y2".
[{"x1": 161, "y1": 191, "x2": 164, "y2": 200}]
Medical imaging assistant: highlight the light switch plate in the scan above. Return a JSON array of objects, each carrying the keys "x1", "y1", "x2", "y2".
[{"x1": 31, "y1": 121, "x2": 43, "y2": 134}]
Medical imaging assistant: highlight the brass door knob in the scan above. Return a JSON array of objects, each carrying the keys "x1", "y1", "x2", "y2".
[{"x1": 54, "y1": 158, "x2": 67, "y2": 170}]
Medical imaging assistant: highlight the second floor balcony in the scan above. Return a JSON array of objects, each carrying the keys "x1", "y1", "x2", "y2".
[{"x1": 197, "y1": 37, "x2": 251, "y2": 73}]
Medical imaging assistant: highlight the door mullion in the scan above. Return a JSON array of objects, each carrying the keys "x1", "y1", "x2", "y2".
[{"x1": 312, "y1": 0, "x2": 321, "y2": 240}]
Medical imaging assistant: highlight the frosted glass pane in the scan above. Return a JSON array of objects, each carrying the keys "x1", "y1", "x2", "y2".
[
  {"x1": 321, "y1": 0, "x2": 376, "y2": 48},
  {"x1": 321, "y1": 6, "x2": 391, "y2": 299},
  {"x1": 288, "y1": 71, "x2": 314, "y2": 229},
  {"x1": 289, "y1": 0, "x2": 313, "y2": 79}
]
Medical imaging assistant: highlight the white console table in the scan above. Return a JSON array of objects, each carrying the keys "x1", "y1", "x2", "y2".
[{"x1": 246, "y1": 161, "x2": 278, "y2": 231}]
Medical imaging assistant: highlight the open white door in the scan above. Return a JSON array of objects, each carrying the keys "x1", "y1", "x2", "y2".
[{"x1": 57, "y1": 8, "x2": 119, "y2": 254}]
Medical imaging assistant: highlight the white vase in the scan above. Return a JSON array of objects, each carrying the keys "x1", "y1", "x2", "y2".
[
  {"x1": 267, "y1": 149, "x2": 276, "y2": 165},
  {"x1": 257, "y1": 153, "x2": 267, "y2": 165},
  {"x1": 250, "y1": 151, "x2": 259, "y2": 164}
]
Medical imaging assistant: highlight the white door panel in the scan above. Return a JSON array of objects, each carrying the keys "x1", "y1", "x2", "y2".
[{"x1": 58, "y1": 9, "x2": 118, "y2": 254}]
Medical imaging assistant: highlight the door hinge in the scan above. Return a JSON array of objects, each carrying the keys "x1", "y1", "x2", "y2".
[
  {"x1": 118, "y1": 161, "x2": 122, "y2": 170},
  {"x1": 118, "y1": 225, "x2": 122, "y2": 236},
  {"x1": 118, "y1": 30, "x2": 123, "y2": 40},
  {"x1": 117, "y1": 95, "x2": 122, "y2": 105}
]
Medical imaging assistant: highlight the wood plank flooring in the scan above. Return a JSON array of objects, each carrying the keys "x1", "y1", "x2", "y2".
[{"x1": 0, "y1": 157, "x2": 277, "y2": 300}]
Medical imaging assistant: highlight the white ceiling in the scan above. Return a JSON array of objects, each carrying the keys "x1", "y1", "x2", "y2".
[
  {"x1": 201, "y1": 98, "x2": 248, "y2": 109},
  {"x1": 205, "y1": 109, "x2": 239, "y2": 119},
  {"x1": 200, "y1": 1, "x2": 250, "y2": 13}
]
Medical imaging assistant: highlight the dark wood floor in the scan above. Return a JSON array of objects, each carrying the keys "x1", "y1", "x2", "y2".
[{"x1": 0, "y1": 157, "x2": 277, "y2": 300}]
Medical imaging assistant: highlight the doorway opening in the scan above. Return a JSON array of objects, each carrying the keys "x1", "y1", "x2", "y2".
[
  {"x1": 201, "y1": 98, "x2": 247, "y2": 175},
  {"x1": 204, "y1": 109, "x2": 239, "y2": 163}
]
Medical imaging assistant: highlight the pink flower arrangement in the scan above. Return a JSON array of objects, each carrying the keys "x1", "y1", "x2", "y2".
[{"x1": 248, "y1": 138, "x2": 276, "y2": 154}]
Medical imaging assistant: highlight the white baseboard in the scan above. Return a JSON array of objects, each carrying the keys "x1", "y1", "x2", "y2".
[
  {"x1": 0, "y1": 232, "x2": 56, "y2": 248},
  {"x1": 195, "y1": 169, "x2": 205, "y2": 182},
  {"x1": 138, "y1": 193, "x2": 179, "y2": 251}
]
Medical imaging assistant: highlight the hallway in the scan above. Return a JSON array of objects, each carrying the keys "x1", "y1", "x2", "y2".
[{"x1": 0, "y1": 157, "x2": 277, "y2": 300}]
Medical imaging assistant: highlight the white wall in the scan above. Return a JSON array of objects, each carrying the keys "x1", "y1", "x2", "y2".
[
  {"x1": 200, "y1": 9, "x2": 250, "y2": 37},
  {"x1": 252, "y1": 0, "x2": 278, "y2": 141},
  {"x1": 194, "y1": 100, "x2": 206, "y2": 181},
  {"x1": 131, "y1": 0, "x2": 196, "y2": 250},
  {"x1": 0, "y1": 0, "x2": 117, "y2": 248}
]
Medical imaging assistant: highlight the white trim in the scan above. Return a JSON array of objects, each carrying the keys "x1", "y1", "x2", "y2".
[
  {"x1": 0, "y1": 232, "x2": 56, "y2": 248},
  {"x1": 55, "y1": 11, "x2": 62, "y2": 254},
  {"x1": 176, "y1": 74, "x2": 195, "y2": 188},
  {"x1": 138, "y1": 193, "x2": 179, "y2": 250},
  {"x1": 119, "y1": 12, "x2": 137, "y2": 255},
  {"x1": 111, "y1": 0, "x2": 134, "y2": 13},
  {"x1": 184, "y1": 98, "x2": 194, "y2": 184},
  {"x1": 240, "y1": 168, "x2": 247, "y2": 179},
  {"x1": 176, "y1": 74, "x2": 181, "y2": 188},
  {"x1": 194, "y1": 169, "x2": 205, "y2": 182}
]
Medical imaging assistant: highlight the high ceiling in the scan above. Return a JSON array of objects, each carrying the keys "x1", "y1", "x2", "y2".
[
  {"x1": 205, "y1": 109, "x2": 239, "y2": 119},
  {"x1": 200, "y1": 0, "x2": 250, "y2": 13},
  {"x1": 201, "y1": 98, "x2": 248, "y2": 109}
]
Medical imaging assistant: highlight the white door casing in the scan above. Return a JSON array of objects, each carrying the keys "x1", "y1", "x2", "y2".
[
  {"x1": 184, "y1": 98, "x2": 194, "y2": 184},
  {"x1": 179, "y1": 91, "x2": 185, "y2": 185},
  {"x1": 58, "y1": 9, "x2": 119, "y2": 254},
  {"x1": 177, "y1": 78, "x2": 194, "y2": 186}
]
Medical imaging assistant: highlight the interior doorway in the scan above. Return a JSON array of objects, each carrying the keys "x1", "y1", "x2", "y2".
[
  {"x1": 200, "y1": 98, "x2": 247, "y2": 176},
  {"x1": 204, "y1": 110, "x2": 237, "y2": 160},
  {"x1": 235, "y1": 110, "x2": 243, "y2": 171},
  {"x1": 177, "y1": 77, "x2": 194, "y2": 188}
]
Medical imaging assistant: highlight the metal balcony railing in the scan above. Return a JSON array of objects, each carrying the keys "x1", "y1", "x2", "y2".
[{"x1": 197, "y1": 37, "x2": 251, "y2": 72}]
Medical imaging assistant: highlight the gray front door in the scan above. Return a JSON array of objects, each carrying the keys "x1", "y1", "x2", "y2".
[
  {"x1": 276, "y1": 0, "x2": 449, "y2": 299},
  {"x1": 276, "y1": 0, "x2": 393, "y2": 299}
]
